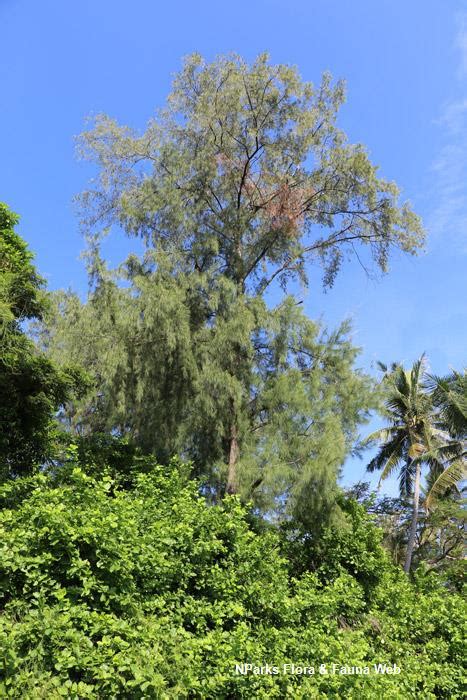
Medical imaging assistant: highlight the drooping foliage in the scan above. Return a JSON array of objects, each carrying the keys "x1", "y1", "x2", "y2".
[
  {"x1": 42, "y1": 53, "x2": 425, "y2": 517},
  {"x1": 43, "y1": 257, "x2": 376, "y2": 526},
  {"x1": 0, "y1": 463, "x2": 465, "y2": 698},
  {"x1": 0, "y1": 51, "x2": 465, "y2": 699}
]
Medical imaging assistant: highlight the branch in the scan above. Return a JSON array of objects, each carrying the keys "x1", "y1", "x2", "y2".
[{"x1": 259, "y1": 224, "x2": 388, "y2": 291}]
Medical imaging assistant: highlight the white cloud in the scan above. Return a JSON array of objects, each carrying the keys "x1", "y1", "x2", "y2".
[
  {"x1": 456, "y1": 11, "x2": 467, "y2": 76},
  {"x1": 438, "y1": 98, "x2": 467, "y2": 134},
  {"x1": 427, "y1": 13, "x2": 467, "y2": 250}
]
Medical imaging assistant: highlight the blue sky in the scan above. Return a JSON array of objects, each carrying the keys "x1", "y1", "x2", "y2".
[{"x1": 1, "y1": 0, "x2": 466, "y2": 493}]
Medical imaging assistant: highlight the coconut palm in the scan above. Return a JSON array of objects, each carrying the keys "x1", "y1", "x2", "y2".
[
  {"x1": 424, "y1": 371, "x2": 467, "y2": 510},
  {"x1": 428, "y1": 370, "x2": 467, "y2": 437},
  {"x1": 364, "y1": 356, "x2": 451, "y2": 573}
]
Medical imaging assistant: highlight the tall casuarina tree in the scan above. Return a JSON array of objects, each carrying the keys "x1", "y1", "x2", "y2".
[{"x1": 45, "y1": 54, "x2": 424, "y2": 514}]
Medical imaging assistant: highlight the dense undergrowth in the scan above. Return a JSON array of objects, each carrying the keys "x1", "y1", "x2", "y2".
[{"x1": 0, "y1": 462, "x2": 464, "y2": 698}]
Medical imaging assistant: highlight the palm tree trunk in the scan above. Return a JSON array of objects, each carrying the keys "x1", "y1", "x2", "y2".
[{"x1": 404, "y1": 461, "x2": 421, "y2": 573}]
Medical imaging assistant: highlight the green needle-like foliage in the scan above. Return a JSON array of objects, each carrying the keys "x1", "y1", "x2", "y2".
[
  {"x1": 41, "y1": 55, "x2": 423, "y2": 524},
  {"x1": 77, "y1": 53, "x2": 424, "y2": 292},
  {"x1": 43, "y1": 263, "x2": 376, "y2": 528},
  {"x1": 42, "y1": 54, "x2": 424, "y2": 527}
]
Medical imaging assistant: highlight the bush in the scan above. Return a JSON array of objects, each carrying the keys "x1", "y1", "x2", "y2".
[{"x1": 0, "y1": 463, "x2": 465, "y2": 697}]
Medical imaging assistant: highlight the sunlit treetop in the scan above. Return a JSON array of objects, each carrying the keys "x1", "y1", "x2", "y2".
[
  {"x1": 0, "y1": 202, "x2": 46, "y2": 325},
  {"x1": 78, "y1": 53, "x2": 424, "y2": 293}
]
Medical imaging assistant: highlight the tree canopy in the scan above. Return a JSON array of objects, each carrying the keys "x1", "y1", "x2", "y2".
[
  {"x1": 78, "y1": 54, "x2": 424, "y2": 291},
  {"x1": 44, "y1": 276, "x2": 376, "y2": 527},
  {"x1": 0, "y1": 204, "x2": 84, "y2": 478},
  {"x1": 42, "y1": 53, "x2": 425, "y2": 522}
]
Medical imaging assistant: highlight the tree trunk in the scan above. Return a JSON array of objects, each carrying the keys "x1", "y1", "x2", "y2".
[
  {"x1": 226, "y1": 423, "x2": 239, "y2": 495},
  {"x1": 404, "y1": 461, "x2": 421, "y2": 573}
]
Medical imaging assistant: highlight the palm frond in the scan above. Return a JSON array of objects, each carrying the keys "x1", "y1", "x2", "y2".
[
  {"x1": 410, "y1": 354, "x2": 426, "y2": 390},
  {"x1": 399, "y1": 459, "x2": 415, "y2": 498},
  {"x1": 425, "y1": 459, "x2": 467, "y2": 510},
  {"x1": 361, "y1": 426, "x2": 405, "y2": 446},
  {"x1": 427, "y1": 371, "x2": 467, "y2": 438},
  {"x1": 366, "y1": 435, "x2": 405, "y2": 480}
]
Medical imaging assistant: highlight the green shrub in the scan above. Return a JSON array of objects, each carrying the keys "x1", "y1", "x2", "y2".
[{"x1": 0, "y1": 463, "x2": 465, "y2": 698}]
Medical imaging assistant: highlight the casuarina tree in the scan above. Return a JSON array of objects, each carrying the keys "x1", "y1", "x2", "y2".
[{"x1": 43, "y1": 54, "x2": 424, "y2": 522}]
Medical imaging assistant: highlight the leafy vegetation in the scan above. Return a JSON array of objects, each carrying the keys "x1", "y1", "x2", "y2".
[
  {"x1": 0, "y1": 54, "x2": 465, "y2": 697},
  {"x1": 0, "y1": 204, "x2": 85, "y2": 479},
  {"x1": 0, "y1": 463, "x2": 465, "y2": 698}
]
